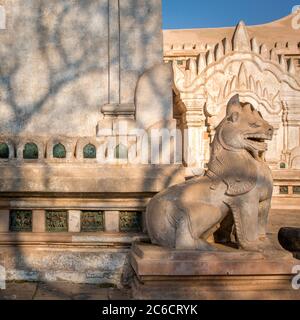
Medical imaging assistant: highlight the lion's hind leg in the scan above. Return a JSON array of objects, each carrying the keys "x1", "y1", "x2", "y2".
[
  {"x1": 258, "y1": 199, "x2": 271, "y2": 238},
  {"x1": 175, "y1": 214, "x2": 217, "y2": 251}
]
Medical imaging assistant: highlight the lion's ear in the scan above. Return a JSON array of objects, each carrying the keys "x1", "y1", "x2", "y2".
[{"x1": 227, "y1": 94, "x2": 241, "y2": 116}]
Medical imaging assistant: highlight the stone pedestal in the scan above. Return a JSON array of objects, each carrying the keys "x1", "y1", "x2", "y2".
[{"x1": 131, "y1": 243, "x2": 300, "y2": 300}]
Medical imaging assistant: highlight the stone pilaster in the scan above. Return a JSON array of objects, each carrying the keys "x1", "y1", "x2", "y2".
[
  {"x1": 181, "y1": 99, "x2": 207, "y2": 169},
  {"x1": 0, "y1": 210, "x2": 9, "y2": 232},
  {"x1": 32, "y1": 210, "x2": 46, "y2": 233},
  {"x1": 105, "y1": 211, "x2": 119, "y2": 232},
  {"x1": 68, "y1": 210, "x2": 81, "y2": 233}
]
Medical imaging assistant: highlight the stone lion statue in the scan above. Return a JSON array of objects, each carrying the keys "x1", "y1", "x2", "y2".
[{"x1": 146, "y1": 95, "x2": 274, "y2": 252}]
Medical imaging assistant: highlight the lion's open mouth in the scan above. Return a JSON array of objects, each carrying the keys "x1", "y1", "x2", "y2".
[
  {"x1": 244, "y1": 134, "x2": 271, "y2": 149},
  {"x1": 244, "y1": 134, "x2": 272, "y2": 161}
]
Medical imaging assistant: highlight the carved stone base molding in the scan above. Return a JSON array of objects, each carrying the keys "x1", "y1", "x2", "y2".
[
  {"x1": 131, "y1": 243, "x2": 300, "y2": 300},
  {"x1": 0, "y1": 238, "x2": 151, "y2": 285}
]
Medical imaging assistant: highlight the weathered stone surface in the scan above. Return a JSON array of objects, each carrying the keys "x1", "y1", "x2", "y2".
[
  {"x1": 0, "y1": 282, "x2": 37, "y2": 300},
  {"x1": 133, "y1": 277, "x2": 300, "y2": 300},
  {"x1": 0, "y1": 232, "x2": 149, "y2": 244},
  {"x1": 131, "y1": 243, "x2": 300, "y2": 300},
  {"x1": 34, "y1": 283, "x2": 109, "y2": 300},
  {"x1": 2, "y1": 246, "x2": 132, "y2": 286},
  {"x1": 32, "y1": 210, "x2": 46, "y2": 233},
  {"x1": 0, "y1": 281, "x2": 131, "y2": 300},
  {"x1": 132, "y1": 243, "x2": 294, "y2": 276},
  {"x1": 68, "y1": 210, "x2": 81, "y2": 233},
  {"x1": 0, "y1": 233, "x2": 149, "y2": 287},
  {"x1": 135, "y1": 63, "x2": 175, "y2": 131},
  {"x1": 0, "y1": 165, "x2": 185, "y2": 193},
  {"x1": 108, "y1": 288, "x2": 132, "y2": 300},
  {"x1": 105, "y1": 211, "x2": 120, "y2": 233},
  {"x1": 0, "y1": 210, "x2": 9, "y2": 232},
  {"x1": 0, "y1": 0, "x2": 164, "y2": 137}
]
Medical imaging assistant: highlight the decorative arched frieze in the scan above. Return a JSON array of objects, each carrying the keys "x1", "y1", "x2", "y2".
[
  {"x1": 46, "y1": 137, "x2": 76, "y2": 162},
  {"x1": 75, "y1": 138, "x2": 106, "y2": 161},
  {"x1": 0, "y1": 136, "x2": 15, "y2": 160},
  {"x1": 16, "y1": 138, "x2": 45, "y2": 161},
  {"x1": 172, "y1": 20, "x2": 300, "y2": 168}
]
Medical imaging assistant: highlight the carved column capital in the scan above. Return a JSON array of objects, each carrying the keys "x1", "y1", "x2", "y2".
[{"x1": 181, "y1": 98, "x2": 206, "y2": 128}]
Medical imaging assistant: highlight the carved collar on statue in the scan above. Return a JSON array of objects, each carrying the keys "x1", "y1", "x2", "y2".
[{"x1": 206, "y1": 133, "x2": 259, "y2": 196}]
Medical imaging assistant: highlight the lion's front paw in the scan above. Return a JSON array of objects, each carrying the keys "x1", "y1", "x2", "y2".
[
  {"x1": 257, "y1": 237, "x2": 278, "y2": 251},
  {"x1": 240, "y1": 238, "x2": 276, "y2": 252},
  {"x1": 239, "y1": 242, "x2": 263, "y2": 252}
]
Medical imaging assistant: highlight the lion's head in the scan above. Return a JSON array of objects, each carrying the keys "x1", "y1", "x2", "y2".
[
  {"x1": 208, "y1": 95, "x2": 274, "y2": 196},
  {"x1": 217, "y1": 95, "x2": 274, "y2": 161}
]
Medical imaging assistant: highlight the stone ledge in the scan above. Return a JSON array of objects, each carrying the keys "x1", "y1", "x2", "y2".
[
  {"x1": 0, "y1": 233, "x2": 149, "y2": 246},
  {"x1": 132, "y1": 276, "x2": 300, "y2": 300},
  {"x1": 1, "y1": 246, "x2": 134, "y2": 285},
  {"x1": 131, "y1": 243, "x2": 300, "y2": 300},
  {"x1": 273, "y1": 170, "x2": 300, "y2": 180},
  {"x1": 101, "y1": 103, "x2": 135, "y2": 117},
  {"x1": 131, "y1": 243, "x2": 296, "y2": 277},
  {"x1": 0, "y1": 165, "x2": 185, "y2": 194},
  {"x1": 0, "y1": 282, "x2": 131, "y2": 300}
]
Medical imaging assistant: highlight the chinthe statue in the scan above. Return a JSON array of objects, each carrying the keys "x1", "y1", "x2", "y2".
[{"x1": 146, "y1": 95, "x2": 275, "y2": 252}]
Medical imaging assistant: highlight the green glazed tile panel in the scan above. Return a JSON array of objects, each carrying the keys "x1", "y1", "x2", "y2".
[
  {"x1": 23, "y1": 143, "x2": 38, "y2": 159},
  {"x1": 279, "y1": 186, "x2": 289, "y2": 195},
  {"x1": 119, "y1": 211, "x2": 142, "y2": 232},
  {"x1": 293, "y1": 186, "x2": 300, "y2": 195},
  {"x1": 0, "y1": 143, "x2": 9, "y2": 159},
  {"x1": 81, "y1": 211, "x2": 104, "y2": 232},
  {"x1": 46, "y1": 211, "x2": 68, "y2": 232},
  {"x1": 10, "y1": 210, "x2": 32, "y2": 232},
  {"x1": 115, "y1": 144, "x2": 128, "y2": 159},
  {"x1": 53, "y1": 143, "x2": 66, "y2": 159},
  {"x1": 83, "y1": 144, "x2": 96, "y2": 159}
]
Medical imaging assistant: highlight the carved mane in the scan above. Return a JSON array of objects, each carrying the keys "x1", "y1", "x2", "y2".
[{"x1": 207, "y1": 121, "x2": 258, "y2": 196}]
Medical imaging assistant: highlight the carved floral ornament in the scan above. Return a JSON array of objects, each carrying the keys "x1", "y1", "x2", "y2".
[{"x1": 173, "y1": 21, "x2": 300, "y2": 125}]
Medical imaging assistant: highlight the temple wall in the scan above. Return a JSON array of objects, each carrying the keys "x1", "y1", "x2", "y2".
[
  {"x1": 0, "y1": 0, "x2": 180, "y2": 285},
  {"x1": 0, "y1": 0, "x2": 163, "y2": 137}
]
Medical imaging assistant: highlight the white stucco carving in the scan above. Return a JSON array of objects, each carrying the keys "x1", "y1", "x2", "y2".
[{"x1": 173, "y1": 21, "x2": 300, "y2": 169}]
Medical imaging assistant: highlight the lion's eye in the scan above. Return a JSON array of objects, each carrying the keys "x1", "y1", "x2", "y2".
[{"x1": 249, "y1": 123, "x2": 260, "y2": 128}]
